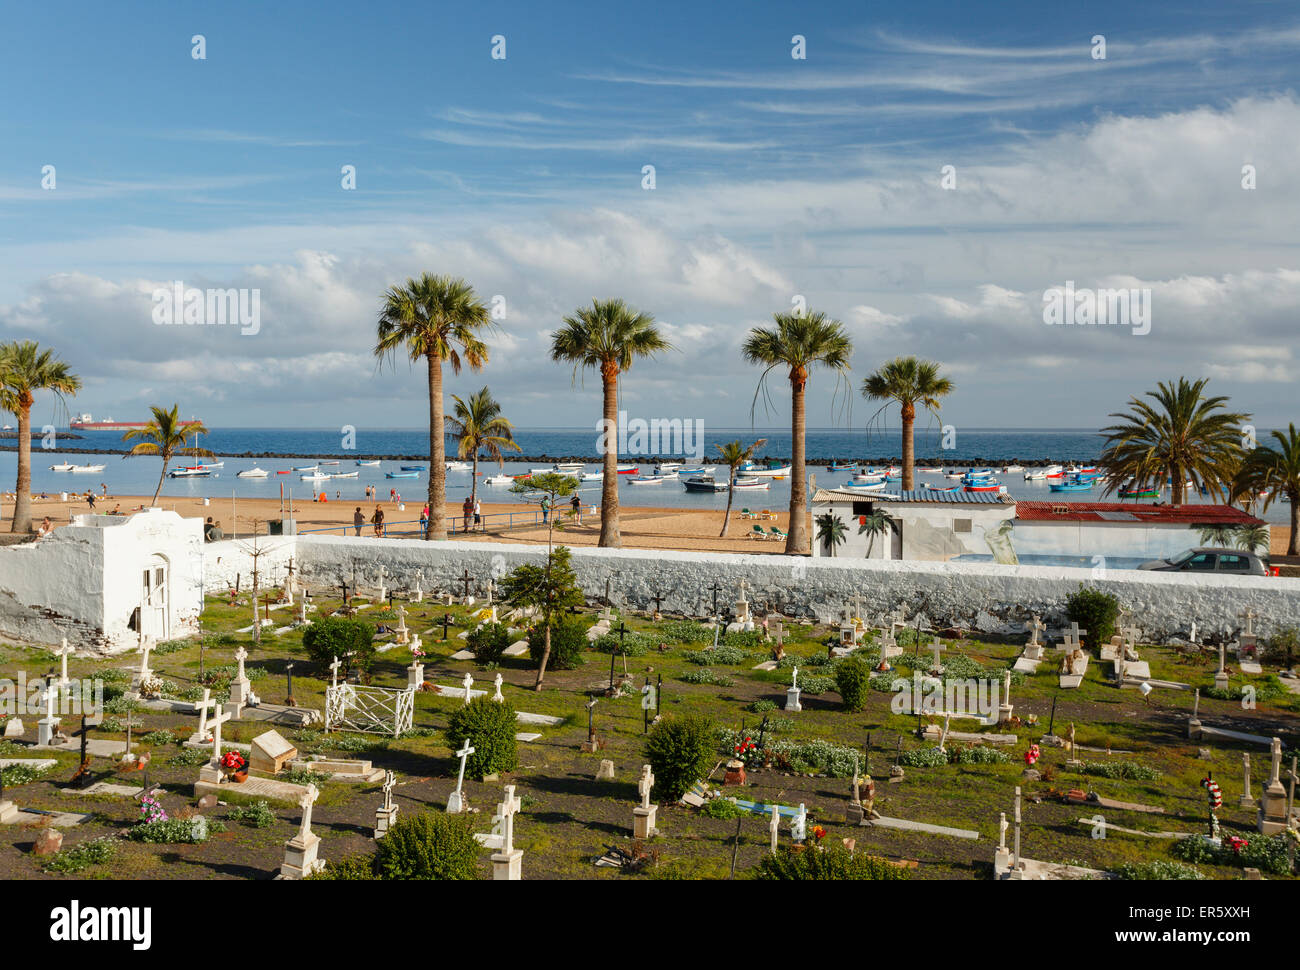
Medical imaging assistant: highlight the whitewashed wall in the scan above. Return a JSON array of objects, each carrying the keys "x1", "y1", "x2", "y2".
[{"x1": 246, "y1": 535, "x2": 1300, "y2": 642}]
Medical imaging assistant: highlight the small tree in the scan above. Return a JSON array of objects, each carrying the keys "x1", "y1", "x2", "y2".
[
  {"x1": 1065, "y1": 586, "x2": 1120, "y2": 650},
  {"x1": 467, "y1": 622, "x2": 512, "y2": 666},
  {"x1": 753, "y1": 843, "x2": 909, "y2": 880},
  {"x1": 447, "y1": 696, "x2": 517, "y2": 780},
  {"x1": 527, "y1": 615, "x2": 586, "y2": 671},
  {"x1": 715, "y1": 437, "x2": 767, "y2": 536},
  {"x1": 372, "y1": 812, "x2": 480, "y2": 880},
  {"x1": 644, "y1": 714, "x2": 715, "y2": 802},
  {"x1": 498, "y1": 544, "x2": 584, "y2": 690},
  {"x1": 835, "y1": 654, "x2": 872, "y2": 711},
  {"x1": 302, "y1": 616, "x2": 375, "y2": 679}
]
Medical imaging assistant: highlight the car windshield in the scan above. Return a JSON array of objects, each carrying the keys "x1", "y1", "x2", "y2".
[{"x1": 1168, "y1": 549, "x2": 1197, "y2": 566}]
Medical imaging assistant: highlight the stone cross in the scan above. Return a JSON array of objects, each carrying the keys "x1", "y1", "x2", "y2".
[
  {"x1": 929, "y1": 636, "x2": 947, "y2": 671},
  {"x1": 382, "y1": 770, "x2": 396, "y2": 811},
  {"x1": 57, "y1": 638, "x2": 73, "y2": 689},
  {"x1": 43, "y1": 681, "x2": 58, "y2": 720},
  {"x1": 1013, "y1": 786, "x2": 1022, "y2": 869},
  {"x1": 492, "y1": 673, "x2": 504, "y2": 703},
  {"x1": 1027, "y1": 614, "x2": 1044, "y2": 647},
  {"x1": 329, "y1": 655, "x2": 342, "y2": 688},
  {"x1": 397, "y1": 603, "x2": 408, "y2": 632},
  {"x1": 998, "y1": 812, "x2": 1008, "y2": 851},
  {"x1": 791, "y1": 666, "x2": 799, "y2": 691},
  {"x1": 769, "y1": 803, "x2": 781, "y2": 854},
  {"x1": 297, "y1": 783, "x2": 320, "y2": 840},
  {"x1": 1239, "y1": 607, "x2": 1258, "y2": 638},
  {"x1": 1066, "y1": 622, "x2": 1087, "y2": 649},
  {"x1": 208, "y1": 705, "x2": 233, "y2": 765},
  {"x1": 138, "y1": 638, "x2": 154, "y2": 679},
  {"x1": 412, "y1": 568, "x2": 424, "y2": 603},
  {"x1": 497, "y1": 785, "x2": 522, "y2": 854},
  {"x1": 195, "y1": 689, "x2": 217, "y2": 740},
  {"x1": 771, "y1": 618, "x2": 784, "y2": 650},
  {"x1": 792, "y1": 803, "x2": 807, "y2": 843},
  {"x1": 1002, "y1": 669, "x2": 1012, "y2": 707},
  {"x1": 850, "y1": 594, "x2": 865, "y2": 622},
  {"x1": 1269, "y1": 736, "x2": 1284, "y2": 788},
  {"x1": 462, "y1": 671, "x2": 474, "y2": 705},
  {"x1": 234, "y1": 645, "x2": 248, "y2": 682},
  {"x1": 447, "y1": 741, "x2": 475, "y2": 814},
  {"x1": 638, "y1": 764, "x2": 654, "y2": 810},
  {"x1": 376, "y1": 564, "x2": 387, "y2": 601}
]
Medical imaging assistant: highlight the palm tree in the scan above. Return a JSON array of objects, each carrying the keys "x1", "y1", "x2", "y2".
[
  {"x1": 445, "y1": 386, "x2": 521, "y2": 523},
  {"x1": 550, "y1": 298, "x2": 672, "y2": 547},
  {"x1": 815, "y1": 512, "x2": 847, "y2": 557},
  {"x1": 375, "y1": 274, "x2": 493, "y2": 540},
  {"x1": 742, "y1": 311, "x2": 852, "y2": 555},
  {"x1": 858, "y1": 509, "x2": 892, "y2": 559},
  {"x1": 0, "y1": 341, "x2": 81, "y2": 533},
  {"x1": 122, "y1": 405, "x2": 210, "y2": 505},
  {"x1": 1098, "y1": 378, "x2": 1247, "y2": 507},
  {"x1": 861, "y1": 357, "x2": 954, "y2": 491},
  {"x1": 1232, "y1": 423, "x2": 1300, "y2": 554},
  {"x1": 1197, "y1": 524, "x2": 1235, "y2": 547},
  {"x1": 1233, "y1": 524, "x2": 1271, "y2": 556},
  {"x1": 715, "y1": 438, "x2": 767, "y2": 537}
]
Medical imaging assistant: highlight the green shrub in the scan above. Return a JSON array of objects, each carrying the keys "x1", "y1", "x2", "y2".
[
  {"x1": 302, "y1": 616, "x2": 376, "y2": 676},
  {"x1": 1078, "y1": 761, "x2": 1162, "y2": 781},
  {"x1": 128, "y1": 816, "x2": 223, "y2": 844},
  {"x1": 898, "y1": 746, "x2": 948, "y2": 768},
  {"x1": 681, "y1": 668, "x2": 733, "y2": 686},
  {"x1": 1, "y1": 762, "x2": 49, "y2": 786},
  {"x1": 592, "y1": 630, "x2": 655, "y2": 656},
  {"x1": 1065, "y1": 586, "x2": 1120, "y2": 650},
  {"x1": 721, "y1": 629, "x2": 763, "y2": 649},
  {"x1": 753, "y1": 844, "x2": 909, "y2": 880},
  {"x1": 140, "y1": 730, "x2": 176, "y2": 746},
  {"x1": 657, "y1": 620, "x2": 713, "y2": 644},
  {"x1": 283, "y1": 767, "x2": 331, "y2": 786},
  {"x1": 467, "y1": 622, "x2": 512, "y2": 666},
  {"x1": 644, "y1": 714, "x2": 716, "y2": 801},
  {"x1": 948, "y1": 745, "x2": 1010, "y2": 765},
  {"x1": 167, "y1": 747, "x2": 210, "y2": 767},
  {"x1": 1113, "y1": 860, "x2": 1205, "y2": 880},
  {"x1": 42, "y1": 837, "x2": 120, "y2": 874},
  {"x1": 372, "y1": 812, "x2": 480, "y2": 880},
  {"x1": 227, "y1": 800, "x2": 276, "y2": 828},
  {"x1": 446, "y1": 697, "x2": 517, "y2": 781},
  {"x1": 527, "y1": 616, "x2": 587, "y2": 671},
  {"x1": 683, "y1": 645, "x2": 749, "y2": 666},
  {"x1": 1171, "y1": 835, "x2": 1220, "y2": 865},
  {"x1": 834, "y1": 655, "x2": 872, "y2": 711},
  {"x1": 797, "y1": 674, "x2": 835, "y2": 695},
  {"x1": 700, "y1": 797, "x2": 749, "y2": 820},
  {"x1": 308, "y1": 854, "x2": 377, "y2": 880},
  {"x1": 746, "y1": 699, "x2": 778, "y2": 714}
]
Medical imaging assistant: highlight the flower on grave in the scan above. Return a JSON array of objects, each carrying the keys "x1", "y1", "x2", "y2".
[
  {"x1": 1024, "y1": 744, "x2": 1040, "y2": 766},
  {"x1": 138, "y1": 674, "x2": 165, "y2": 697},
  {"x1": 139, "y1": 793, "x2": 168, "y2": 825},
  {"x1": 812, "y1": 825, "x2": 826, "y2": 841},
  {"x1": 219, "y1": 751, "x2": 246, "y2": 773},
  {"x1": 1224, "y1": 835, "x2": 1248, "y2": 854},
  {"x1": 410, "y1": 645, "x2": 425, "y2": 658}
]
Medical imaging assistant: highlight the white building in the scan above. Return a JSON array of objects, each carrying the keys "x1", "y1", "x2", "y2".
[
  {"x1": 811, "y1": 489, "x2": 1018, "y2": 562},
  {"x1": 0, "y1": 508, "x2": 204, "y2": 654}
]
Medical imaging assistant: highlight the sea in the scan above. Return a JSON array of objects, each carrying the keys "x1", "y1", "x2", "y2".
[{"x1": 1, "y1": 426, "x2": 1288, "y2": 524}]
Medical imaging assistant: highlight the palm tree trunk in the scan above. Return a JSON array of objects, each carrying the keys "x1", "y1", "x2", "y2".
[
  {"x1": 152, "y1": 459, "x2": 167, "y2": 505},
  {"x1": 785, "y1": 378, "x2": 807, "y2": 554},
  {"x1": 901, "y1": 402, "x2": 916, "y2": 491},
  {"x1": 470, "y1": 453, "x2": 479, "y2": 521},
  {"x1": 720, "y1": 465, "x2": 735, "y2": 537},
  {"x1": 599, "y1": 366, "x2": 620, "y2": 547},
  {"x1": 1170, "y1": 461, "x2": 1183, "y2": 506},
  {"x1": 427, "y1": 353, "x2": 446, "y2": 540},
  {"x1": 10, "y1": 402, "x2": 32, "y2": 532},
  {"x1": 1290, "y1": 492, "x2": 1298, "y2": 556}
]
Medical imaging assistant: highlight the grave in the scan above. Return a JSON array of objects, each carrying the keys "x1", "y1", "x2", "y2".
[
  {"x1": 633, "y1": 764, "x2": 658, "y2": 839},
  {"x1": 1257, "y1": 737, "x2": 1289, "y2": 835},
  {"x1": 473, "y1": 784, "x2": 524, "y2": 880},
  {"x1": 278, "y1": 783, "x2": 325, "y2": 879},
  {"x1": 374, "y1": 770, "x2": 398, "y2": 839},
  {"x1": 785, "y1": 666, "x2": 802, "y2": 712},
  {"x1": 249, "y1": 730, "x2": 298, "y2": 775},
  {"x1": 446, "y1": 741, "x2": 474, "y2": 814}
]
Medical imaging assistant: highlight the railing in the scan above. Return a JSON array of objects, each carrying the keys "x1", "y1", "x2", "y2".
[{"x1": 297, "y1": 508, "x2": 573, "y2": 537}]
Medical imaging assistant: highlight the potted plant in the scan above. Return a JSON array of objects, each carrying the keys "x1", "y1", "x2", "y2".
[{"x1": 220, "y1": 751, "x2": 248, "y2": 783}]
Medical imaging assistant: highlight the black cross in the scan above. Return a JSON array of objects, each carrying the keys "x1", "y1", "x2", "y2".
[
  {"x1": 339, "y1": 579, "x2": 350, "y2": 605},
  {"x1": 864, "y1": 731, "x2": 872, "y2": 775},
  {"x1": 757, "y1": 714, "x2": 771, "y2": 754},
  {"x1": 442, "y1": 613, "x2": 451, "y2": 642},
  {"x1": 1046, "y1": 694, "x2": 1058, "y2": 739},
  {"x1": 461, "y1": 569, "x2": 472, "y2": 601},
  {"x1": 285, "y1": 662, "x2": 296, "y2": 707},
  {"x1": 387, "y1": 591, "x2": 394, "y2": 610},
  {"x1": 608, "y1": 622, "x2": 628, "y2": 691},
  {"x1": 586, "y1": 697, "x2": 598, "y2": 741},
  {"x1": 708, "y1": 582, "x2": 723, "y2": 616},
  {"x1": 651, "y1": 589, "x2": 666, "y2": 615}
]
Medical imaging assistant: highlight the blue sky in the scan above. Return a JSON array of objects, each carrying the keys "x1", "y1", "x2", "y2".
[{"x1": 2, "y1": 0, "x2": 1299, "y2": 431}]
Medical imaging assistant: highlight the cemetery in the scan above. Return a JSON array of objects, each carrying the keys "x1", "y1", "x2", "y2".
[{"x1": 1, "y1": 545, "x2": 1300, "y2": 882}]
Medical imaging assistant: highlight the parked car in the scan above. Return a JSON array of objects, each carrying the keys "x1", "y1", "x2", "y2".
[{"x1": 1137, "y1": 547, "x2": 1267, "y2": 576}]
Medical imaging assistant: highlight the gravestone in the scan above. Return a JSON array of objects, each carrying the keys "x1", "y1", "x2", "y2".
[
  {"x1": 1258, "y1": 737, "x2": 1289, "y2": 835},
  {"x1": 374, "y1": 770, "x2": 398, "y2": 839},
  {"x1": 226, "y1": 646, "x2": 252, "y2": 716},
  {"x1": 446, "y1": 741, "x2": 474, "y2": 814},
  {"x1": 37, "y1": 684, "x2": 61, "y2": 748},
  {"x1": 785, "y1": 667, "x2": 802, "y2": 712},
  {"x1": 250, "y1": 730, "x2": 297, "y2": 775},
  {"x1": 633, "y1": 764, "x2": 658, "y2": 839},
  {"x1": 279, "y1": 783, "x2": 325, "y2": 879},
  {"x1": 490, "y1": 785, "x2": 524, "y2": 881}
]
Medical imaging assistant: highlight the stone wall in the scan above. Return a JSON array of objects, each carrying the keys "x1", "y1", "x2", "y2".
[{"x1": 262, "y1": 535, "x2": 1300, "y2": 642}]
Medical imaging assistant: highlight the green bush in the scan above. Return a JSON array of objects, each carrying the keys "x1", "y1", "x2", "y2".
[
  {"x1": 372, "y1": 812, "x2": 480, "y2": 880},
  {"x1": 446, "y1": 697, "x2": 517, "y2": 781},
  {"x1": 1065, "y1": 586, "x2": 1120, "y2": 650},
  {"x1": 746, "y1": 699, "x2": 778, "y2": 714},
  {"x1": 753, "y1": 844, "x2": 909, "y2": 880},
  {"x1": 42, "y1": 837, "x2": 119, "y2": 874},
  {"x1": 898, "y1": 746, "x2": 948, "y2": 768},
  {"x1": 527, "y1": 616, "x2": 587, "y2": 670},
  {"x1": 128, "y1": 816, "x2": 223, "y2": 844},
  {"x1": 1078, "y1": 760, "x2": 1162, "y2": 781},
  {"x1": 700, "y1": 797, "x2": 749, "y2": 819},
  {"x1": 798, "y1": 674, "x2": 835, "y2": 695},
  {"x1": 644, "y1": 714, "x2": 716, "y2": 801},
  {"x1": 681, "y1": 668, "x2": 733, "y2": 686},
  {"x1": 308, "y1": 854, "x2": 377, "y2": 880},
  {"x1": 657, "y1": 621, "x2": 712, "y2": 644},
  {"x1": 227, "y1": 800, "x2": 277, "y2": 828},
  {"x1": 834, "y1": 655, "x2": 872, "y2": 712},
  {"x1": 140, "y1": 730, "x2": 176, "y2": 746},
  {"x1": 468, "y1": 622, "x2": 512, "y2": 666},
  {"x1": 684, "y1": 645, "x2": 749, "y2": 666},
  {"x1": 592, "y1": 630, "x2": 655, "y2": 656},
  {"x1": 302, "y1": 616, "x2": 376, "y2": 676},
  {"x1": 1113, "y1": 860, "x2": 1205, "y2": 881}
]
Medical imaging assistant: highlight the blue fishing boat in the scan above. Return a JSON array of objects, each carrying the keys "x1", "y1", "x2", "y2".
[
  {"x1": 1048, "y1": 476, "x2": 1093, "y2": 492},
  {"x1": 386, "y1": 471, "x2": 420, "y2": 479},
  {"x1": 400, "y1": 465, "x2": 425, "y2": 471}
]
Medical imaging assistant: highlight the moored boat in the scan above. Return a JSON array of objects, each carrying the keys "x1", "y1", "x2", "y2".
[
  {"x1": 683, "y1": 475, "x2": 727, "y2": 492},
  {"x1": 386, "y1": 471, "x2": 420, "y2": 479},
  {"x1": 236, "y1": 467, "x2": 269, "y2": 478}
]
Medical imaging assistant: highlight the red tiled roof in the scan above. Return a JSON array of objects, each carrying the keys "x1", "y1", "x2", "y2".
[{"x1": 1015, "y1": 502, "x2": 1264, "y2": 525}]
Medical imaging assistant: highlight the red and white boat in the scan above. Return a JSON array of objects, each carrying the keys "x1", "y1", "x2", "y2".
[{"x1": 617, "y1": 464, "x2": 639, "y2": 475}]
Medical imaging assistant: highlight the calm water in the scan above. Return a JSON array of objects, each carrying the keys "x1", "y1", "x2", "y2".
[{"x1": 1, "y1": 426, "x2": 1287, "y2": 524}]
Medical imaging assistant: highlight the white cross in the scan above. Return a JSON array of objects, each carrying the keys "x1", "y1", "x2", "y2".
[
  {"x1": 297, "y1": 783, "x2": 320, "y2": 840},
  {"x1": 329, "y1": 655, "x2": 342, "y2": 688},
  {"x1": 771, "y1": 619, "x2": 784, "y2": 649},
  {"x1": 769, "y1": 803, "x2": 781, "y2": 854},
  {"x1": 638, "y1": 764, "x2": 654, "y2": 810},
  {"x1": 1067, "y1": 622, "x2": 1087, "y2": 648},
  {"x1": 462, "y1": 671, "x2": 474, "y2": 705},
  {"x1": 929, "y1": 636, "x2": 947, "y2": 670},
  {"x1": 492, "y1": 673, "x2": 504, "y2": 703},
  {"x1": 57, "y1": 637, "x2": 73, "y2": 688},
  {"x1": 791, "y1": 666, "x2": 799, "y2": 690},
  {"x1": 1028, "y1": 614, "x2": 1044, "y2": 646},
  {"x1": 1239, "y1": 607, "x2": 1258, "y2": 638},
  {"x1": 234, "y1": 645, "x2": 248, "y2": 681},
  {"x1": 1270, "y1": 736, "x2": 1283, "y2": 787},
  {"x1": 453, "y1": 741, "x2": 475, "y2": 795},
  {"x1": 791, "y1": 803, "x2": 807, "y2": 843},
  {"x1": 382, "y1": 770, "x2": 396, "y2": 811},
  {"x1": 497, "y1": 785, "x2": 522, "y2": 854},
  {"x1": 208, "y1": 706, "x2": 233, "y2": 766},
  {"x1": 43, "y1": 681, "x2": 59, "y2": 720},
  {"x1": 138, "y1": 638, "x2": 154, "y2": 677},
  {"x1": 195, "y1": 688, "x2": 217, "y2": 740}
]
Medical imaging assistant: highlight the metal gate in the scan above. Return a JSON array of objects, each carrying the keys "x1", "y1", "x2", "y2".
[{"x1": 324, "y1": 684, "x2": 414, "y2": 738}]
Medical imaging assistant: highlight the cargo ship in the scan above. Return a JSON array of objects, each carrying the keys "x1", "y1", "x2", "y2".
[{"x1": 69, "y1": 413, "x2": 203, "y2": 431}]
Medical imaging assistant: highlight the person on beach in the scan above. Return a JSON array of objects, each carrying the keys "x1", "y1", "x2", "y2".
[
  {"x1": 36, "y1": 516, "x2": 53, "y2": 539},
  {"x1": 353, "y1": 507, "x2": 364, "y2": 536},
  {"x1": 419, "y1": 505, "x2": 429, "y2": 533},
  {"x1": 571, "y1": 494, "x2": 581, "y2": 525},
  {"x1": 204, "y1": 516, "x2": 215, "y2": 541},
  {"x1": 86, "y1": 491, "x2": 96, "y2": 510},
  {"x1": 540, "y1": 494, "x2": 549, "y2": 524},
  {"x1": 100, "y1": 483, "x2": 107, "y2": 496},
  {"x1": 390, "y1": 488, "x2": 396, "y2": 503},
  {"x1": 473, "y1": 499, "x2": 481, "y2": 530},
  {"x1": 209, "y1": 520, "x2": 225, "y2": 541},
  {"x1": 462, "y1": 496, "x2": 473, "y2": 532},
  {"x1": 371, "y1": 505, "x2": 384, "y2": 537}
]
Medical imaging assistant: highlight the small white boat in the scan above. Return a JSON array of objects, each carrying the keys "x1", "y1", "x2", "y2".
[
  {"x1": 446, "y1": 461, "x2": 471, "y2": 472},
  {"x1": 319, "y1": 460, "x2": 339, "y2": 466},
  {"x1": 530, "y1": 467, "x2": 558, "y2": 476},
  {"x1": 1024, "y1": 464, "x2": 1063, "y2": 481},
  {"x1": 581, "y1": 472, "x2": 603, "y2": 482},
  {"x1": 732, "y1": 477, "x2": 770, "y2": 490},
  {"x1": 914, "y1": 466, "x2": 945, "y2": 474},
  {"x1": 840, "y1": 480, "x2": 886, "y2": 492},
  {"x1": 50, "y1": 462, "x2": 75, "y2": 472},
  {"x1": 236, "y1": 467, "x2": 269, "y2": 479},
  {"x1": 356, "y1": 460, "x2": 380, "y2": 467},
  {"x1": 199, "y1": 461, "x2": 224, "y2": 469},
  {"x1": 1002, "y1": 464, "x2": 1024, "y2": 473},
  {"x1": 301, "y1": 473, "x2": 331, "y2": 482},
  {"x1": 555, "y1": 462, "x2": 585, "y2": 472},
  {"x1": 293, "y1": 465, "x2": 318, "y2": 472},
  {"x1": 484, "y1": 474, "x2": 514, "y2": 486},
  {"x1": 331, "y1": 471, "x2": 359, "y2": 479},
  {"x1": 683, "y1": 475, "x2": 727, "y2": 492},
  {"x1": 71, "y1": 464, "x2": 106, "y2": 473},
  {"x1": 169, "y1": 467, "x2": 209, "y2": 478},
  {"x1": 656, "y1": 462, "x2": 681, "y2": 472},
  {"x1": 630, "y1": 475, "x2": 666, "y2": 485},
  {"x1": 738, "y1": 463, "x2": 792, "y2": 477},
  {"x1": 653, "y1": 468, "x2": 680, "y2": 479}
]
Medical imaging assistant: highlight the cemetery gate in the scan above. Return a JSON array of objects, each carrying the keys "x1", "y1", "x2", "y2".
[{"x1": 324, "y1": 684, "x2": 414, "y2": 738}]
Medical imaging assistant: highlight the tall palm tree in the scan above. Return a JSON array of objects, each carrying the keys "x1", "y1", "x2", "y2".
[
  {"x1": 1232, "y1": 423, "x2": 1300, "y2": 554},
  {"x1": 858, "y1": 509, "x2": 891, "y2": 559},
  {"x1": 861, "y1": 357, "x2": 954, "y2": 491},
  {"x1": 715, "y1": 438, "x2": 767, "y2": 537},
  {"x1": 743, "y1": 311, "x2": 852, "y2": 555},
  {"x1": 815, "y1": 512, "x2": 847, "y2": 557},
  {"x1": 445, "y1": 386, "x2": 521, "y2": 520},
  {"x1": 551, "y1": 299, "x2": 672, "y2": 547},
  {"x1": 0, "y1": 341, "x2": 81, "y2": 533},
  {"x1": 375, "y1": 274, "x2": 493, "y2": 540},
  {"x1": 122, "y1": 405, "x2": 210, "y2": 505},
  {"x1": 1098, "y1": 378, "x2": 1247, "y2": 506}
]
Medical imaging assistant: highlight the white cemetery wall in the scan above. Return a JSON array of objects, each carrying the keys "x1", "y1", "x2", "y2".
[
  {"x1": 236, "y1": 535, "x2": 1300, "y2": 642},
  {"x1": 202, "y1": 536, "x2": 297, "y2": 594},
  {"x1": 100, "y1": 509, "x2": 205, "y2": 652},
  {"x1": 0, "y1": 517, "x2": 109, "y2": 650},
  {"x1": 1012, "y1": 520, "x2": 1240, "y2": 560}
]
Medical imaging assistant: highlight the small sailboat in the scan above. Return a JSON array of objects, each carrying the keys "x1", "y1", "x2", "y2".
[
  {"x1": 169, "y1": 466, "x2": 209, "y2": 478},
  {"x1": 616, "y1": 464, "x2": 639, "y2": 475},
  {"x1": 236, "y1": 467, "x2": 269, "y2": 478},
  {"x1": 331, "y1": 470, "x2": 359, "y2": 478}
]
